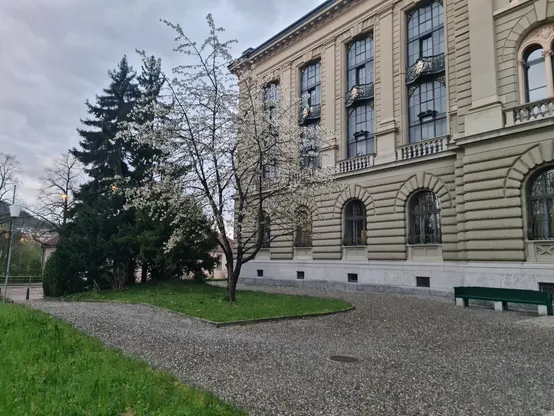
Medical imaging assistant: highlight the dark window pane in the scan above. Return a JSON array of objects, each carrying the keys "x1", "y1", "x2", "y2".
[{"x1": 409, "y1": 191, "x2": 441, "y2": 244}]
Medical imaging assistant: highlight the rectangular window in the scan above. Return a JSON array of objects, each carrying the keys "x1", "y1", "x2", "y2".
[
  {"x1": 297, "y1": 271, "x2": 305, "y2": 280},
  {"x1": 300, "y1": 61, "x2": 321, "y2": 112},
  {"x1": 257, "y1": 269, "x2": 264, "y2": 277},
  {"x1": 416, "y1": 276, "x2": 430, "y2": 287},
  {"x1": 346, "y1": 35, "x2": 375, "y2": 159},
  {"x1": 348, "y1": 273, "x2": 358, "y2": 283},
  {"x1": 406, "y1": 1, "x2": 446, "y2": 143}
]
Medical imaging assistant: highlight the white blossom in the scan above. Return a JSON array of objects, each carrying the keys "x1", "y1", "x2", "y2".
[{"x1": 117, "y1": 15, "x2": 340, "y2": 299}]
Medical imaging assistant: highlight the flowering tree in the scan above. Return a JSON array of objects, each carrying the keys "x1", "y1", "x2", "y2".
[{"x1": 120, "y1": 15, "x2": 338, "y2": 300}]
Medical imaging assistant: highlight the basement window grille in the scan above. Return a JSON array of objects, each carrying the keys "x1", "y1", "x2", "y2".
[{"x1": 416, "y1": 276, "x2": 430, "y2": 288}]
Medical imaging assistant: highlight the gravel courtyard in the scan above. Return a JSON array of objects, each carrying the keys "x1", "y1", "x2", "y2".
[{"x1": 30, "y1": 286, "x2": 554, "y2": 416}]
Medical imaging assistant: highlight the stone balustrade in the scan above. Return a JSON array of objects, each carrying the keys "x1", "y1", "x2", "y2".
[
  {"x1": 396, "y1": 136, "x2": 449, "y2": 161},
  {"x1": 336, "y1": 154, "x2": 375, "y2": 173},
  {"x1": 505, "y1": 98, "x2": 554, "y2": 126}
]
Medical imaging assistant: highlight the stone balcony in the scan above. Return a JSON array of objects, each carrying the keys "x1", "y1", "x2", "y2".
[
  {"x1": 396, "y1": 136, "x2": 450, "y2": 161},
  {"x1": 504, "y1": 98, "x2": 554, "y2": 127},
  {"x1": 336, "y1": 153, "x2": 375, "y2": 174}
]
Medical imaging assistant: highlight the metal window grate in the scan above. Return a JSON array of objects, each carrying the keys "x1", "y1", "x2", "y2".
[
  {"x1": 416, "y1": 276, "x2": 430, "y2": 288},
  {"x1": 297, "y1": 271, "x2": 305, "y2": 280},
  {"x1": 257, "y1": 269, "x2": 264, "y2": 277},
  {"x1": 348, "y1": 273, "x2": 358, "y2": 283}
]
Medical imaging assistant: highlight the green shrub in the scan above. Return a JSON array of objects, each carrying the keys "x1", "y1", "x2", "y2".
[{"x1": 42, "y1": 250, "x2": 86, "y2": 297}]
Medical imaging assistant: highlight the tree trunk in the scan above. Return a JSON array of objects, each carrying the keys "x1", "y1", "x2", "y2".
[
  {"x1": 141, "y1": 263, "x2": 148, "y2": 283},
  {"x1": 125, "y1": 260, "x2": 136, "y2": 285}
]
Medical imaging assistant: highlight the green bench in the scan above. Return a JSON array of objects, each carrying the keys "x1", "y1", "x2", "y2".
[{"x1": 454, "y1": 286, "x2": 553, "y2": 316}]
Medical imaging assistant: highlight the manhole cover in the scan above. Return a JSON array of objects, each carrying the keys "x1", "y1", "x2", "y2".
[{"x1": 329, "y1": 355, "x2": 359, "y2": 363}]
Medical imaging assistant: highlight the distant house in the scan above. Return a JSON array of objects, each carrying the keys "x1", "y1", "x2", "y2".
[
  {"x1": 41, "y1": 235, "x2": 59, "y2": 271},
  {"x1": 209, "y1": 235, "x2": 235, "y2": 280}
]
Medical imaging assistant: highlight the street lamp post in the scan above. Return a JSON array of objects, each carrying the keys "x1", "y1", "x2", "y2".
[{"x1": 2, "y1": 205, "x2": 22, "y2": 305}]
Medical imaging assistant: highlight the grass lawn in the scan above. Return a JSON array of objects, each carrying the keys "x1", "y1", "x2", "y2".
[
  {"x1": 0, "y1": 303, "x2": 245, "y2": 416},
  {"x1": 70, "y1": 281, "x2": 352, "y2": 323}
]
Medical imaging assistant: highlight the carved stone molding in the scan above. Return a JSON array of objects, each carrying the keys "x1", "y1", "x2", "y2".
[{"x1": 532, "y1": 25, "x2": 554, "y2": 42}]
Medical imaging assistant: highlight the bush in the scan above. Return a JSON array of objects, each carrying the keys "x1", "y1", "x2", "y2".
[{"x1": 42, "y1": 250, "x2": 86, "y2": 298}]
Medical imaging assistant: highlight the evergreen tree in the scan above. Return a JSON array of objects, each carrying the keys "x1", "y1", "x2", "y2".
[
  {"x1": 43, "y1": 55, "x2": 218, "y2": 297},
  {"x1": 72, "y1": 56, "x2": 140, "y2": 191}
]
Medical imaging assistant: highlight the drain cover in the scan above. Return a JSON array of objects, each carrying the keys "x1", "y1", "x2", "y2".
[{"x1": 329, "y1": 355, "x2": 359, "y2": 363}]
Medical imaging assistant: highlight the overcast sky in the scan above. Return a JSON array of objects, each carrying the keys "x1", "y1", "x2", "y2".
[{"x1": 0, "y1": 0, "x2": 323, "y2": 204}]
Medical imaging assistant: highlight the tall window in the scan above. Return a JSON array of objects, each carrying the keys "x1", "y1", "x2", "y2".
[
  {"x1": 300, "y1": 61, "x2": 321, "y2": 116},
  {"x1": 346, "y1": 36, "x2": 375, "y2": 158},
  {"x1": 260, "y1": 212, "x2": 271, "y2": 248},
  {"x1": 300, "y1": 61, "x2": 321, "y2": 168},
  {"x1": 408, "y1": 191, "x2": 441, "y2": 245},
  {"x1": 262, "y1": 82, "x2": 280, "y2": 179},
  {"x1": 294, "y1": 207, "x2": 312, "y2": 247},
  {"x1": 524, "y1": 47, "x2": 547, "y2": 103},
  {"x1": 344, "y1": 200, "x2": 367, "y2": 246},
  {"x1": 527, "y1": 167, "x2": 554, "y2": 240},
  {"x1": 406, "y1": 0, "x2": 446, "y2": 143}
]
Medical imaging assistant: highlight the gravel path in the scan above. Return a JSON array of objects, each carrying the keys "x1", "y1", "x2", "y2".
[{"x1": 29, "y1": 285, "x2": 554, "y2": 416}]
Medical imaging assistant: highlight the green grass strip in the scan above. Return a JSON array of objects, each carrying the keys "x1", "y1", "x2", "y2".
[
  {"x1": 70, "y1": 281, "x2": 352, "y2": 323},
  {"x1": 0, "y1": 303, "x2": 246, "y2": 416}
]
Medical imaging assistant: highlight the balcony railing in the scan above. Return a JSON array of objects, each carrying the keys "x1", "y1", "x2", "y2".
[
  {"x1": 505, "y1": 98, "x2": 554, "y2": 126},
  {"x1": 406, "y1": 53, "x2": 446, "y2": 85},
  {"x1": 396, "y1": 136, "x2": 449, "y2": 161},
  {"x1": 299, "y1": 104, "x2": 321, "y2": 125},
  {"x1": 336, "y1": 153, "x2": 375, "y2": 173},
  {"x1": 345, "y1": 83, "x2": 374, "y2": 107}
]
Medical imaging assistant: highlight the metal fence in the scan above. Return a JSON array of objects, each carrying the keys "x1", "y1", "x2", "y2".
[{"x1": 0, "y1": 276, "x2": 42, "y2": 285}]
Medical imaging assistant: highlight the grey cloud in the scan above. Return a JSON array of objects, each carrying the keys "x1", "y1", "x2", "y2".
[{"x1": 0, "y1": 0, "x2": 323, "y2": 203}]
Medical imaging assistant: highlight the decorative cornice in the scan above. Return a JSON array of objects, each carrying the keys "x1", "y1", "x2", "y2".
[{"x1": 230, "y1": 0, "x2": 362, "y2": 73}]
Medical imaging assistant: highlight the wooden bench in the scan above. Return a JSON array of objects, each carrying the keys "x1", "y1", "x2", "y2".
[{"x1": 454, "y1": 286, "x2": 553, "y2": 316}]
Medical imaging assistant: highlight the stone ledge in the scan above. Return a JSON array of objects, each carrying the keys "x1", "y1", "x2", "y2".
[{"x1": 52, "y1": 297, "x2": 354, "y2": 328}]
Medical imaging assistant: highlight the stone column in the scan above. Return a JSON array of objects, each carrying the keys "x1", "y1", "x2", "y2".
[
  {"x1": 464, "y1": 0, "x2": 504, "y2": 136},
  {"x1": 320, "y1": 39, "x2": 338, "y2": 169},
  {"x1": 374, "y1": 9, "x2": 397, "y2": 165},
  {"x1": 544, "y1": 50, "x2": 554, "y2": 98}
]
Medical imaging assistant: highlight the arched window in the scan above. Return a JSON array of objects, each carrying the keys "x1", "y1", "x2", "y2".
[
  {"x1": 294, "y1": 207, "x2": 312, "y2": 247},
  {"x1": 343, "y1": 200, "x2": 367, "y2": 246},
  {"x1": 260, "y1": 212, "x2": 271, "y2": 248},
  {"x1": 408, "y1": 191, "x2": 442, "y2": 245},
  {"x1": 524, "y1": 46, "x2": 547, "y2": 103},
  {"x1": 527, "y1": 167, "x2": 554, "y2": 240}
]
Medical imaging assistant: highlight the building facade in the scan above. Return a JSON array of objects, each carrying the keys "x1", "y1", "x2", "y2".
[{"x1": 232, "y1": 0, "x2": 554, "y2": 294}]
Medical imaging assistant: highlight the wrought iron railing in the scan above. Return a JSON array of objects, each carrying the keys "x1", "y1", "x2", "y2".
[
  {"x1": 299, "y1": 104, "x2": 321, "y2": 125},
  {"x1": 294, "y1": 234, "x2": 313, "y2": 248},
  {"x1": 406, "y1": 53, "x2": 446, "y2": 84},
  {"x1": 345, "y1": 83, "x2": 374, "y2": 107},
  {"x1": 343, "y1": 231, "x2": 367, "y2": 247}
]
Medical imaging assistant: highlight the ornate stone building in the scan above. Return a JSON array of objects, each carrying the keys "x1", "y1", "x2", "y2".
[{"x1": 231, "y1": 0, "x2": 554, "y2": 294}]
